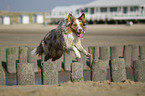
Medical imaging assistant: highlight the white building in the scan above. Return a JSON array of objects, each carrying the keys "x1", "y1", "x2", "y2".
[
  {"x1": 33, "y1": 14, "x2": 44, "y2": 24},
  {"x1": 19, "y1": 15, "x2": 29, "y2": 24},
  {"x1": 45, "y1": 0, "x2": 145, "y2": 24},
  {"x1": 81, "y1": 0, "x2": 145, "y2": 23},
  {"x1": 0, "y1": 16, "x2": 10, "y2": 25},
  {"x1": 45, "y1": 5, "x2": 83, "y2": 23}
]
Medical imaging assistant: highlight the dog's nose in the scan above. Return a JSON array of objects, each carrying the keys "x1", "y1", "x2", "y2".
[{"x1": 78, "y1": 29, "x2": 82, "y2": 32}]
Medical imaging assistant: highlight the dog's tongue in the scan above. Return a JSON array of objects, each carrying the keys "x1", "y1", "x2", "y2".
[{"x1": 78, "y1": 33, "x2": 84, "y2": 38}]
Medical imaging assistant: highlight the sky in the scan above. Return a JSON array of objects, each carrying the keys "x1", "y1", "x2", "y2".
[{"x1": 0, "y1": 0, "x2": 95, "y2": 12}]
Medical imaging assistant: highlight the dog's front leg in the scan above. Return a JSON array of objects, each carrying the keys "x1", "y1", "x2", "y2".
[
  {"x1": 66, "y1": 45, "x2": 81, "y2": 58},
  {"x1": 72, "y1": 46, "x2": 81, "y2": 58},
  {"x1": 75, "y1": 39, "x2": 91, "y2": 57}
]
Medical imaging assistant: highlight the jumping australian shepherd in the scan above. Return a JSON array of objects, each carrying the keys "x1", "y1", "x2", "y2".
[{"x1": 32, "y1": 13, "x2": 91, "y2": 61}]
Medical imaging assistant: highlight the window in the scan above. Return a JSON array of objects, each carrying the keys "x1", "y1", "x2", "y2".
[
  {"x1": 81, "y1": 9, "x2": 84, "y2": 13},
  {"x1": 90, "y1": 8, "x2": 94, "y2": 14},
  {"x1": 100, "y1": 7, "x2": 107, "y2": 13},
  {"x1": 85, "y1": 8, "x2": 88, "y2": 13},
  {"x1": 130, "y1": 6, "x2": 139, "y2": 12},
  {"x1": 123, "y1": 7, "x2": 127, "y2": 13},
  {"x1": 76, "y1": 9, "x2": 79, "y2": 14},
  {"x1": 110, "y1": 7, "x2": 117, "y2": 12}
]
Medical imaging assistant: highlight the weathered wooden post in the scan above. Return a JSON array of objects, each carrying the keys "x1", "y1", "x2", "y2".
[
  {"x1": 71, "y1": 62, "x2": 83, "y2": 82},
  {"x1": 41, "y1": 61, "x2": 58, "y2": 85},
  {"x1": 0, "y1": 48, "x2": 1, "y2": 60},
  {"x1": 0, "y1": 58, "x2": 5, "y2": 85},
  {"x1": 63, "y1": 52, "x2": 73, "y2": 71},
  {"x1": 94, "y1": 46, "x2": 99, "y2": 60},
  {"x1": 110, "y1": 46, "x2": 120, "y2": 60},
  {"x1": 54, "y1": 57, "x2": 62, "y2": 71},
  {"x1": 99, "y1": 46, "x2": 110, "y2": 60},
  {"x1": 123, "y1": 45, "x2": 132, "y2": 67},
  {"x1": 18, "y1": 46, "x2": 28, "y2": 63},
  {"x1": 133, "y1": 60, "x2": 145, "y2": 82},
  {"x1": 27, "y1": 46, "x2": 38, "y2": 72},
  {"x1": 131, "y1": 45, "x2": 139, "y2": 65},
  {"x1": 88, "y1": 46, "x2": 99, "y2": 66},
  {"x1": 110, "y1": 59, "x2": 126, "y2": 82},
  {"x1": 88, "y1": 46, "x2": 94, "y2": 66},
  {"x1": 91, "y1": 60, "x2": 108, "y2": 82},
  {"x1": 77, "y1": 53, "x2": 87, "y2": 70},
  {"x1": 139, "y1": 45, "x2": 145, "y2": 60},
  {"x1": 99, "y1": 46, "x2": 110, "y2": 68},
  {"x1": 6, "y1": 48, "x2": 16, "y2": 73},
  {"x1": 17, "y1": 63, "x2": 35, "y2": 85}
]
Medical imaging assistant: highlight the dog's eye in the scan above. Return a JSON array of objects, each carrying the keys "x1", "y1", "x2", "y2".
[
  {"x1": 73, "y1": 24, "x2": 77, "y2": 27},
  {"x1": 80, "y1": 23, "x2": 83, "y2": 26}
]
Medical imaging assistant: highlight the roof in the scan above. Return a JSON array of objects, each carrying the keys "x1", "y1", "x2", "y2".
[
  {"x1": 1, "y1": 15, "x2": 9, "y2": 18},
  {"x1": 52, "y1": 5, "x2": 83, "y2": 12},
  {"x1": 34, "y1": 14, "x2": 43, "y2": 16},
  {"x1": 84, "y1": 0, "x2": 145, "y2": 7},
  {"x1": 20, "y1": 15, "x2": 28, "y2": 17}
]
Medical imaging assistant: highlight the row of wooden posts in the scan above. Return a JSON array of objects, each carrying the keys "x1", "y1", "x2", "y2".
[{"x1": 0, "y1": 45, "x2": 145, "y2": 85}]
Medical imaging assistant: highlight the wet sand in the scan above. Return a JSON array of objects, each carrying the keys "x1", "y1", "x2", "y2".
[{"x1": 0, "y1": 24, "x2": 145, "y2": 96}]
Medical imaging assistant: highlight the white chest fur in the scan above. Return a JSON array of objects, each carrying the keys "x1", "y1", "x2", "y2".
[{"x1": 63, "y1": 33, "x2": 79, "y2": 47}]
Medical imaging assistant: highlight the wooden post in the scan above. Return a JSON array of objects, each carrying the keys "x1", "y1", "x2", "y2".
[
  {"x1": 110, "y1": 46, "x2": 120, "y2": 60},
  {"x1": 27, "y1": 46, "x2": 38, "y2": 72},
  {"x1": 41, "y1": 61, "x2": 58, "y2": 85},
  {"x1": 100, "y1": 46, "x2": 110, "y2": 60},
  {"x1": 110, "y1": 59, "x2": 126, "y2": 82},
  {"x1": 18, "y1": 46, "x2": 28, "y2": 63},
  {"x1": 0, "y1": 58, "x2": 5, "y2": 85},
  {"x1": 0, "y1": 48, "x2": 1, "y2": 60},
  {"x1": 123, "y1": 45, "x2": 132, "y2": 67},
  {"x1": 77, "y1": 53, "x2": 87, "y2": 70},
  {"x1": 139, "y1": 45, "x2": 145, "y2": 60},
  {"x1": 91, "y1": 60, "x2": 108, "y2": 81},
  {"x1": 88, "y1": 46, "x2": 93, "y2": 66},
  {"x1": 99, "y1": 46, "x2": 110, "y2": 68},
  {"x1": 133, "y1": 60, "x2": 145, "y2": 82},
  {"x1": 71, "y1": 62, "x2": 83, "y2": 82},
  {"x1": 131, "y1": 45, "x2": 139, "y2": 65},
  {"x1": 53, "y1": 57, "x2": 62, "y2": 71},
  {"x1": 88, "y1": 46, "x2": 99, "y2": 67},
  {"x1": 6, "y1": 48, "x2": 16, "y2": 73},
  {"x1": 17, "y1": 63, "x2": 35, "y2": 85},
  {"x1": 94, "y1": 46, "x2": 99, "y2": 60},
  {"x1": 63, "y1": 52, "x2": 73, "y2": 71}
]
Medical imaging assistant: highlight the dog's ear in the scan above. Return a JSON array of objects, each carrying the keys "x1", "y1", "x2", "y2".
[
  {"x1": 78, "y1": 13, "x2": 86, "y2": 26},
  {"x1": 67, "y1": 13, "x2": 75, "y2": 26}
]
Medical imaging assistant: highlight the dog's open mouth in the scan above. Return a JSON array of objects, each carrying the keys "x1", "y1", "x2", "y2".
[{"x1": 76, "y1": 32, "x2": 84, "y2": 38}]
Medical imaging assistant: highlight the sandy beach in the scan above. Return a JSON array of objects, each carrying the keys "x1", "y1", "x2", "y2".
[
  {"x1": 0, "y1": 24, "x2": 145, "y2": 96},
  {"x1": 0, "y1": 81, "x2": 145, "y2": 96}
]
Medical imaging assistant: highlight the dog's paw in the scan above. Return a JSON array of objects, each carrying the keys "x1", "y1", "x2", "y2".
[{"x1": 86, "y1": 53, "x2": 91, "y2": 57}]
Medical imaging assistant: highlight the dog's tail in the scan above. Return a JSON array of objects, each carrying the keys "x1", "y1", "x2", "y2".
[
  {"x1": 31, "y1": 48, "x2": 37, "y2": 55},
  {"x1": 31, "y1": 42, "x2": 44, "y2": 56},
  {"x1": 36, "y1": 42, "x2": 44, "y2": 56}
]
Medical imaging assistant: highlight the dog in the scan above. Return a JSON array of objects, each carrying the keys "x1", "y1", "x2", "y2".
[{"x1": 32, "y1": 13, "x2": 91, "y2": 61}]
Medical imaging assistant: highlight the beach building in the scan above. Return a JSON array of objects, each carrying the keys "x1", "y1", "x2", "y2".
[
  {"x1": 0, "y1": 16, "x2": 10, "y2": 25},
  {"x1": 80, "y1": 0, "x2": 145, "y2": 24},
  {"x1": 45, "y1": 5, "x2": 83, "y2": 24},
  {"x1": 46, "y1": 0, "x2": 145, "y2": 24},
  {"x1": 33, "y1": 14, "x2": 44, "y2": 24},
  {"x1": 19, "y1": 15, "x2": 29, "y2": 24}
]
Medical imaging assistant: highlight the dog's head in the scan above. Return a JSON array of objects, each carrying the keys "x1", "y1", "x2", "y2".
[{"x1": 67, "y1": 13, "x2": 86, "y2": 38}]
